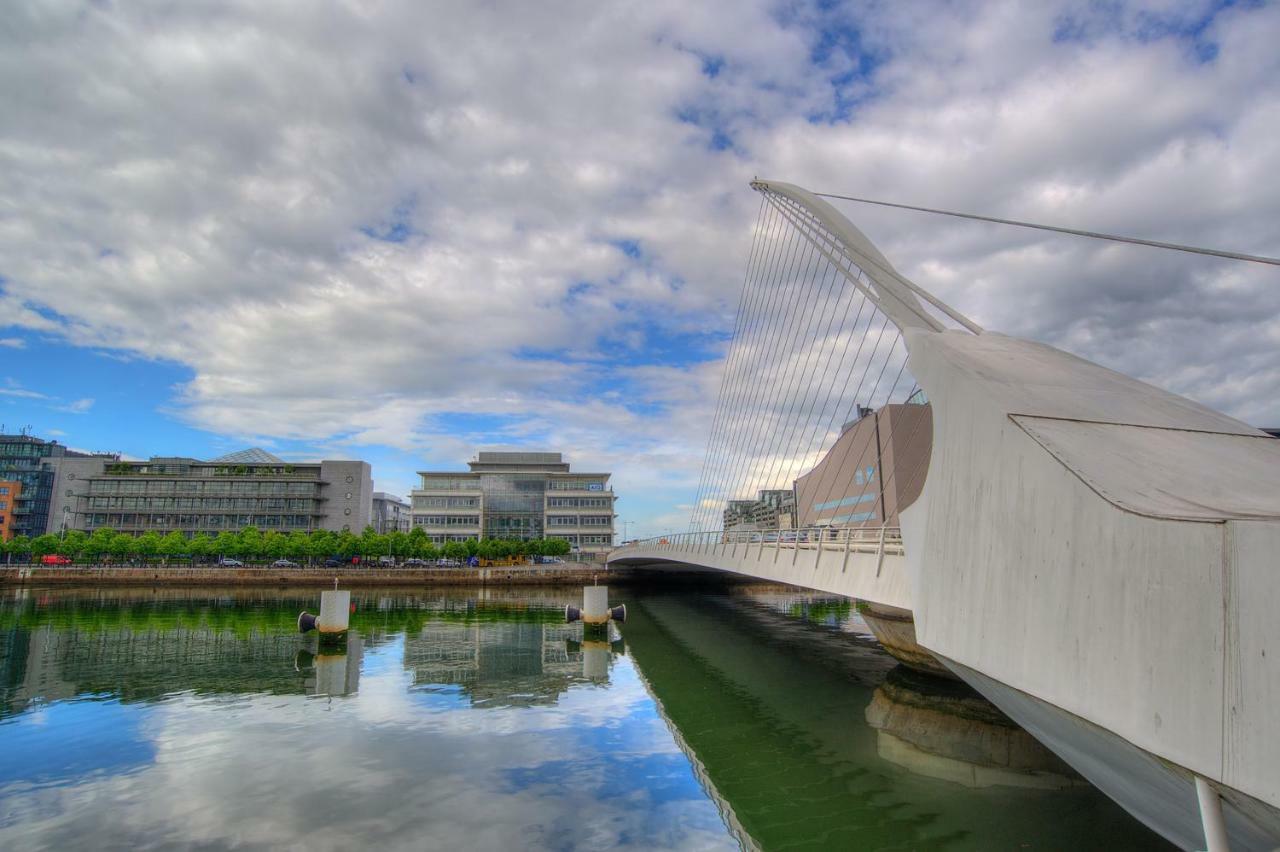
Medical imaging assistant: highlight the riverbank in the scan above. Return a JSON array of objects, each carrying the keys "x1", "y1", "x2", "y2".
[{"x1": 0, "y1": 563, "x2": 626, "y2": 587}]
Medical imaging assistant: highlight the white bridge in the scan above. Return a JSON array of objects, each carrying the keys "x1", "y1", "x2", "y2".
[{"x1": 609, "y1": 180, "x2": 1280, "y2": 851}]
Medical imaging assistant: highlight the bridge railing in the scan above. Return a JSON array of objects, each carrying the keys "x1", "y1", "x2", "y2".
[{"x1": 613, "y1": 525, "x2": 903, "y2": 558}]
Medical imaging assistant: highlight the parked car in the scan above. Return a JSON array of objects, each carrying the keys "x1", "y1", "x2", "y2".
[
  {"x1": 435, "y1": 558, "x2": 460, "y2": 568},
  {"x1": 271, "y1": 559, "x2": 298, "y2": 568},
  {"x1": 40, "y1": 554, "x2": 72, "y2": 566},
  {"x1": 377, "y1": 555, "x2": 396, "y2": 566},
  {"x1": 219, "y1": 558, "x2": 243, "y2": 567},
  {"x1": 403, "y1": 558, "x2": 428, "y2": 566},
  {"x1": 323, "y1": 557, "x2": 343, "y2": 567}
]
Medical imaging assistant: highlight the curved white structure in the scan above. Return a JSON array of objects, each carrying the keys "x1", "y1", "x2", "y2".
[{"x1": 612, "y1": 180, "x2": 1280, "y2": 850}]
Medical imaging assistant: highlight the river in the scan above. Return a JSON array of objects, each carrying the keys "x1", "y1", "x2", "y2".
[{"x1": 0, "y1": 583, "x2": 1171, "y2": 850}]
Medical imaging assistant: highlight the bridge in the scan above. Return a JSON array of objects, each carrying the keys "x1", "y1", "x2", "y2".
[{"x1": 609, "y1": 180, "x2": 1280, "y2": 851}]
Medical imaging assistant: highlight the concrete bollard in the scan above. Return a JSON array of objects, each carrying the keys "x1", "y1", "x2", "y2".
[
  {"x1": 565, "y1": 586, "x2": 626, "y2": 637},
  {"x1": 318, "y1": 589, "x2": 350, "y2": 634}
]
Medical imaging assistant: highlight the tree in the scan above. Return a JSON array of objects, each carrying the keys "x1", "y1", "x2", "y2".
[
  {"x1": 442, "y1": 540, "x2": 467, "y2": 561},
  {"x1": 463, "y1": 538, "x2": 479, "y2": 558},
  {"x1": 30, "y1": 534, "x2": 59, "y2": 559},
  {"x1": 190, "y1": 533, "x2": 214, "y2": 564},
  {"x1": 285, "y1": 531, "x2": 310, "y2": 564},
  {"x1": 135, "y1": 532, "x2": 161, "y2": 564},
  {"x1": 61, "y1": 529, "x2": 88, "y2": 561},
  {"x1": 237, "y1": 526, "x2": 263, "y2": 561},
  {"x1": 308, "y1": 530, "x2": 335, "y2": 563},
  {"x1": 8, "y1": 535, "x2": 31, "y2": 563},
  {"x1": 477, "y1": 539, "x2": 499, "y2": 561},
  {"x1": 263, "y1": 531, "x2": 288, "y2": 560},
  {"x1": 158, "y1": 531, "x2": 187, "y2": 564},
  {"x1": 336, "y1": 530, "x2": 359, "y2": 560},
  {"x1": 213, "y1": 531, "x2": 238, "y2": 561},
  {"x1": 544, "y1": 537, "x2": 571, "y2": 556},
  {"x1": 84, "y1": 528, "x2": 116, "y2": 563},
  {"x1": 109, "y1": 532, "x2": 134, "y2": 562},
  {"x1": 387, "y1": 530, "x2": 408, "y2": 561}
]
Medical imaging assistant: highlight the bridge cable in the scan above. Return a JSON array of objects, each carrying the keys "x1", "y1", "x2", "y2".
[
  {"x1": 693, "y1": 199, "x2": 786, "y2": 531},
  {"x1": 714, "y1": 214, "x2": 825, "y2": 528},
  {"x1": 696, "y1": 203, "x2": 801, "y2": 530},
  {"x1": 813, "y1": 191, "x2": 1280, "y2": 267},
  {"x1": 740, "y1": 219, "x2": 846, "y2": 508},
  {"x1": 755, "y1": 262, "x2": 866, "y2": 512},
  {"x1": 687, "y1": 197, "x2": 768, "y2": 532}
]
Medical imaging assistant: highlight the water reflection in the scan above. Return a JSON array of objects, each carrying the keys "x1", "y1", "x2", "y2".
[{"x1": 0, "y1": 585, "x2": 1171, "y2": 850}]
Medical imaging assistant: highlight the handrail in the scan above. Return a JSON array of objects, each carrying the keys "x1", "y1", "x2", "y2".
[{"x1": 614, "y1": 525, "x2": 903, "y2": 552}]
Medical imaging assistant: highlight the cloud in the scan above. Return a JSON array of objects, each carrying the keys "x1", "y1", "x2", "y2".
[
  {"x1": 57, "y1": 398, "x2": 94, "y2": 415},
  {"x1": 1, "y1": 0, "x2": 1277, "y2": 532},
  {"x1": 0, "y1": 337, "x2": 24, "y2": 348}
]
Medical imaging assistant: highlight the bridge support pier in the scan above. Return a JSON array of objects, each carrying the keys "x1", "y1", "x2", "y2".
[{"x1": 859, "y1": 601, "x2": 954, "y2": 679}]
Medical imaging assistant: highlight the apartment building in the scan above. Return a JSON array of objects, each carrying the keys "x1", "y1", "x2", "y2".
[
  {"x1": 411, "y1": 451, "x2": 616, "y2": 550},
  {"x1": 372, "y1": 492, "x2": 411, "y2": 534}
]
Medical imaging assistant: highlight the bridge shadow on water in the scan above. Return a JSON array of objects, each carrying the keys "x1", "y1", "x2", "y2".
[{"x1": 621, "y1": 579, "x2": 1174, "y2": 850}]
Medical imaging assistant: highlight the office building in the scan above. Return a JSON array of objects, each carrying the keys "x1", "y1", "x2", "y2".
[
  {"x1": 722, "y1": 488, "x2": 796, "y2": 531},
  {"x1": 793, "y1": 399, "x2": 932, "y2": 528},
  {"x1": 0, "y1": 434, "x2": 116, "y2": 539},
  {"x1": 48, "y1": 448, "x2": 372, "y2": 537},
  {"x1": 372, "y1": 492, "x2": 411, "y2": 534},
  {"x1": 411, "y1": 451, "x2": 616, "y2": 551}
]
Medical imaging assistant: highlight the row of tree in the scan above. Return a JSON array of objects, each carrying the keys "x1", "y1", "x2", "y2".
[{"x1": 0, "y1": 525, "x2": 574, "y2": 565}]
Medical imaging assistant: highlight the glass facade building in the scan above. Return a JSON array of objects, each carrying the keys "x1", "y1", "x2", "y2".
[
  {"x1": 411, "y1": 452, "x2": 616, "y2": 550},
  {"x1": 0, "y1": 435, "x2": 115, "y2": 539}
]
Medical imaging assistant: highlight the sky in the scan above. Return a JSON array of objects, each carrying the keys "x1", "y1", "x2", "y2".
[{"x1": 1, "y1": 0, "x2": 1277, "y2": 539}]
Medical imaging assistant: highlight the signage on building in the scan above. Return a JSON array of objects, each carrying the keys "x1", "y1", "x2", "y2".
[{"x1": 588, "y1": 483, "x2": 603, "y2": 491}]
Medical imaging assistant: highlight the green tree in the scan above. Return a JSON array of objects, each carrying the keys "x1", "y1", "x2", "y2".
[
  {"x1": 308, "y1": 530, "x2": 335, "y2": 563},
  {"x1": 237, "y1": 526, "x2": 263, "y2": 562},
  {"x1": 336, "y1": 530, "x2": 359, "y2": 560},
  {"x1": 84, "y1": 528, "x2": 115, "y2": 563},
  {"x1": 544, "y1": 537, "x2": 571, "y2": 556},
  {"x1": 190, "y1": 532, "x2": 214, "y2": 565},
  {"x1": 387, "y1": 530, "x2": 408, "y2": 561},
  {"x1": 477, "y1": 539, "x2": 499, "y2": 561},
  {"x1": 213, "y1": 531, "x2": 238, "y2": 561},
  {"x1": 61, "y1": 529, "x2": 88, "y2": 560},
  {"x1": 442, "y1": 540, "x2": 467, "y2": 561},
  {"x1": 158, "y1": 531, "x2": 187, "y2": 564},
  {"x1": 463, "y1": 538, "x2": 479, "y2": 558},
  {"x1": 109, "y1": 532, "x2": 134, "y2": 562},
  {"x1": 9, "y1": 535, "x2": 31, "y2": 563},
  {"x1": 285, "y1": 531, "x2": 310, "y2": 563},
  {"x1": 30, "y1": 534, "x2": 59, "y2": 559},
  {"x1": 263, "y1": 531, "x2": 288, "y2": 560},
  {"x1": 135, "y1": 531, "x2": 162, "y2": 564}
]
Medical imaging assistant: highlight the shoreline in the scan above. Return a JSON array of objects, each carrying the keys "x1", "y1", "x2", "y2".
[{"x1": 0, "y1": 563, "x2": 627, "y2": 587}]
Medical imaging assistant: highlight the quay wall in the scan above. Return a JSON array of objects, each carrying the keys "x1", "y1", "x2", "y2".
[{"x1": 0, "y1": 564, "x2": 623, "y2": 587}]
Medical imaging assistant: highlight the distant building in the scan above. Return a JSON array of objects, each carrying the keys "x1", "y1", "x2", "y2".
[
  {"x1": 723, "y1": 488, "x2": 796, "y2": 531},
  {"x1": 48, "y1": 448, "x2": 372, "y2": 537},
  {"x1": 0, "y1": 434, "x2": 116, "y2": 539},
  {"x1": 0, "y1": 480, "x2": 20, "y2": 542},
  {"x1": 371, "y1": 492, "x2": 411, "y2": 534},
  {"x1": 411, "y1": 451, "x2": 616, "y2": 551},
  {"x1": 793, "y1": 400, "x2": 932, "y2": 528}
]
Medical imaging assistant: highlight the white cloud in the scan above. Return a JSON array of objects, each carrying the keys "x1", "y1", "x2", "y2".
[
  {"x1": 1, "y1": 0, "x2": 1277, "y2": 531},
  {"x1": 0, "y1": 337, "x2": 24, "y2": 348}
]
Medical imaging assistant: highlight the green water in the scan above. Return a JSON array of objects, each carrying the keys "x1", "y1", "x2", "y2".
[{"x1": 0, "y1": 584, "x2": 1170, "y2": 850}]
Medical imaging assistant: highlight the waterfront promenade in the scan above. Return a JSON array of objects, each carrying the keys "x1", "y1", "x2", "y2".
[{"x1": 0, "y1": 562, "x2": 617, "y2": 587}]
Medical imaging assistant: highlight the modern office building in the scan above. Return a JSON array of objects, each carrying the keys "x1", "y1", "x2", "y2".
[
  {"x1": 47, "y1": 448, "x2": 373, "y2": 537},
  {"x1": 411, "y1": 451, "x2": 616, "y2": 550},
  {"x1": 0, "y1": 434, "x2": 116, "y2": 539},
  {"x1": 371, "y1": 492, "x2": 411, "y2": 534},
  {"x1": 722, "y1": 488, "x2": 797, "y2": 531},
  {"x1": 793, "y1": 399, "x2": 932, "y2": 528},
  {"x1": 0, "y1": 480, "x2": 20, "y2": 542}
]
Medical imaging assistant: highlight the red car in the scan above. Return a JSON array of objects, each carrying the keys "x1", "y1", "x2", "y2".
[{"x1": 40, "y1": 554, "x2": 73, "y2": 565}]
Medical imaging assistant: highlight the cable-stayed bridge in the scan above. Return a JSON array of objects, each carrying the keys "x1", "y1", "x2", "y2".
[{"x1": 608, "y1": 180, "x2": 1280, "y2": 851}]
